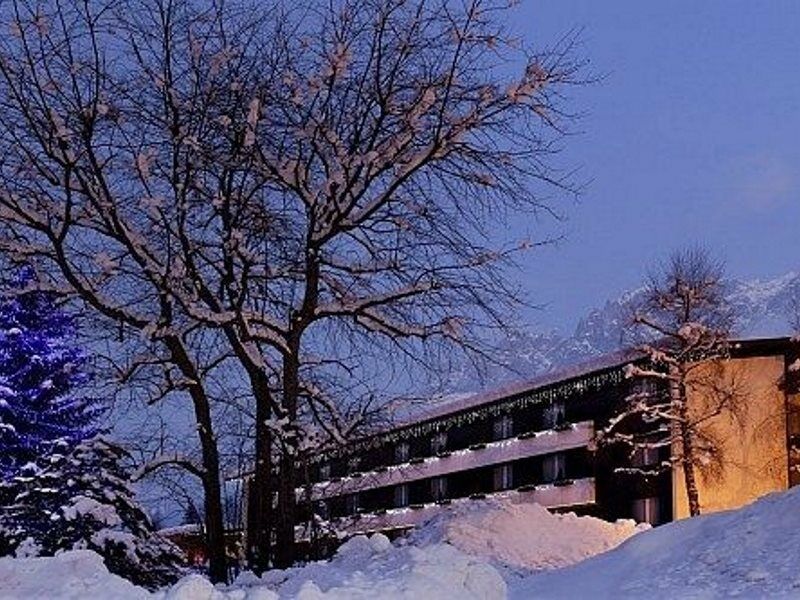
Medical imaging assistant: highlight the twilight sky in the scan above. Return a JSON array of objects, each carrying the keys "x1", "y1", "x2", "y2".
[{"x1": 506, "y1": 0, "x2": 800, "y2": 331}]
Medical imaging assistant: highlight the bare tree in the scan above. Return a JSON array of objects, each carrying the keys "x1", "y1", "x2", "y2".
[
  {"x1": 598, "y1": 248, "x2": 740, "y2": 517},
  {"x1": 0, "y1": 0, "x2": 280, "y2": 580},
  {"x1": 243, "y1": 0, "x2": 584, "y2": 567},
  {"x1": 0, "y1": 0, "x2": 583, "y2": 573}
]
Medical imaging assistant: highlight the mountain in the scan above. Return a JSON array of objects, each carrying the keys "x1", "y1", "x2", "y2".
[{"x1": 463, "y1": 271, "x2": 800, "y2": 391}]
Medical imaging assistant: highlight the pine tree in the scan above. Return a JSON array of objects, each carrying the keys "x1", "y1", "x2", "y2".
[
  {"x1": 0, "y1": 436, "x2": 186, "y2": 589},
  {"x1": 0, "y1": 266, "x2": 102, "y2": 477}
]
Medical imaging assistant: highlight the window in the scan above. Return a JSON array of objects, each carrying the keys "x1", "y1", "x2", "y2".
[
  {"x1": 318, "y1": 462, "x2": 331, "y2": 481},
  {"x1": 542, "y1": 452, "x2": 566, "y2": 482},
  {"x1": 789, "y1": 411, "x2": 800, "y2": 437},
  {"x1": 632, "y1": 497, "x2": 661, "y2": 525},
  {"x1": 631, "y1": 446, "x2": 660, "y2": 468},
  {"x1": 790, "y1": 442, "x2": 800, "y2": 488},
  {"x1": 316, "y1": 500, "x2": 330, "y2": 520},
  {"x1": 394, "y1": 484, "x2": 410, "y2": 508},
  {"x1": 632, "y1": 378, "x2": 659, "y2": 397},
  {"x1": 347, "y1": 457, "x2": 360, "y2": 473},
  {"x1": 431, "y1": 431, "x2": 448, "y2": 454},
  {"x1": 395, "y1": 441, "x2": 410, "y2": 463},
  {"x1": 431, "y1": 477, "x2": 448, "y2": 501},
  {"x1": 346, "y1": 493, "x2": 360, "y2": 516},
  {"x1": 493, "y1": 414, "x2": 514, "y2": 441},
  {"x1": 493, "y1": 464, "x2": 513, "y2": 491},
  {"x1": 543, "y1": 401, "x2": 566, "y2": 429}
]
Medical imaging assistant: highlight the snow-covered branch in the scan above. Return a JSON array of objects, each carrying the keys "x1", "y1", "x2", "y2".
[{"x1": 132, "y1": 454, "x2": 206, "y2": 482}]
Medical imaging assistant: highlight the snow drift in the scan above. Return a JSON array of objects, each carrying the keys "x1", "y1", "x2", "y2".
[
  {"x1": 515, "y1": 486, "x2": 800, "y2": 599},
  {"x1": 0, "y1": 550, "x2": 149, "y2": 600},
  {"x1": 4, "y1": 488, "x2": 800, "y2": 599},
  {"x1": 409, "y1": 496, "x2": 648, "y2": 571},
  {"x1": 247, "y1": 533, "x2": 505, "y2": 600},
  {"x1": 0, "y1": 534, "x2": 503, "y2": 600},
  {"x1": 0, "y1": 497, "x2": 635, "y2": 599}
]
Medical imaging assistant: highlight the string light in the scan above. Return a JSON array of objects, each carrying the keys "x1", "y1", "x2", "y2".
[{"x1": 312, "y1": 368, "x2": 625, "y2": 462}]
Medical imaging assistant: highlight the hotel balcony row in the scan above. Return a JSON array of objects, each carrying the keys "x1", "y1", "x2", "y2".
[
  {"x1": 314, "y1": 477, "x2": 597, "y2": 539},
  {"x1": 305, "y1": 420, "x2": 595, "y2": 501}
]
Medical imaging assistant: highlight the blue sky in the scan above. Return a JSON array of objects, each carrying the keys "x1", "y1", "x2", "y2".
[{"x1": 507, "y1": 1, "x2": 800, "y2": 331}]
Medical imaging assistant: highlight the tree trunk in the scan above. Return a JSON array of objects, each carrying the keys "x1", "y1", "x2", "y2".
[
  {"x1": 218, "y1": 334, "x2": 277, "y2": 574},
  {"x1": 274, "y1": 346, "x2": 300, "y2": 569},
  {"x1": 246, "y1": 396, "x2": 273, "y2": 574},
  {"x1": 679, "y1": 401, "x2": 701, "y2": 516},
  {"x1": 166, "y1": 338, "x2": 228, "y2": 583},
  {"x1": 681, "y1": 433, "x2": 702, "y2": 517},
  {"x1": 274, "y1": 248, "x2": 320, "y2": 568},
  {"x1": 673, "y1": 366, "x2": 701, "y2": 517},
  {"x1": 201, "y1": 460, "x2": 228, "y2": 583},
  {"x1": 275, "y1": 451, "x2": 297, "y2": 568}
]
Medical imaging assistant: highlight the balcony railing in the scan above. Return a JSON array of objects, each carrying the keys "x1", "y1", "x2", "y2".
[
  {"x1": 304, "y1": 420, "x2": 594, "y2": 501},
  {"x1": 331, "y1": 477, "x2": 596, "y2": 537}
]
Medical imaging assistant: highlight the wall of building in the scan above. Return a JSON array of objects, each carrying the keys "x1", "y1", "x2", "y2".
[
  {"x1": 785, "y1": 348, "x2": 800, "y2": 487},
  {"x1": 672, "y1": 355, "x2": 788, "y2": 519}
]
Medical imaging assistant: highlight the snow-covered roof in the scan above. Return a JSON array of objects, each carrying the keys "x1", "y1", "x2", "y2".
[
  {"x1": 394, "y1": 335, "x2": 795, "y2": 434},
  {"x1": 157, "y1": 524, "x2": 202, "y2": 537},
  {"x1": 394, "y1": 346, "x2": 644, "y2": 431}
]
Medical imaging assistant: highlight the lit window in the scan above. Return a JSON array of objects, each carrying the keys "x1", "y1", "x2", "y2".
[
  {"x1": 632, "y1": 497, "x2": 660, "y2": 525},
  {"x1": 542, "y1": 452, "x2": 566, "y2": 482},
  {"x1": 431, "y1": 431, "x2": 448, "y2": 454},
  {"x1": 493, "y1": 414, "x2": 514, "y2": 441},
  {"x1": 395, "y1": 441, "x2": 410, "y2": 463},
  {"x1": 493, "y1": 464, "x2": 513, "y2": 491},
  {"x1": 394, "y1": 484, "x2": 409, "y2": 508}
]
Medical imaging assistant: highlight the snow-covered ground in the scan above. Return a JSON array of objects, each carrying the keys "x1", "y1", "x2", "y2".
[
  {"x1": 515, "y1": 486, "x2": 800, "y2": 599},
  {"x1": 2, "y1": 488, "x2": 799, "y2": 599}
]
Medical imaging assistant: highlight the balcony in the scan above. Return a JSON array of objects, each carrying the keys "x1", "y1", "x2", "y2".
[
  {"x1": 333, "y1": 477, "x2": 596, "y2": 537},
  {"x1": 305, "y1": 420, "x2": 594, "y2": 501}
]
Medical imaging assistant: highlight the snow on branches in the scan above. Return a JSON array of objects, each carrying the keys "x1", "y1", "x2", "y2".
[
  {"x1": 0, "y1": 0, "x2": 585, "y2": 572},
  {"x1": 596, "y1": 248, "x2": 740, "y2": 516}
]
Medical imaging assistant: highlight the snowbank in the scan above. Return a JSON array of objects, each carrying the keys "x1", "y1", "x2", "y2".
[
  {"x1": 515, "y1": 486, "x2": 800, "y2": 599},
  {"x1": 409, "y1": 497, "x2": 648, "y2": 572},
  {"x1": 8, "y1": 488, "x2": 800, "y2": 599},
  {"x1": 0, "y1": 550, "x2": 149, "y2": 600},
  {"x1": 0, "y1": 536, "x2": 503, "y2": 600},
  {"x1": 247, "y1": 533, "x2": 505, "y2": 599}
]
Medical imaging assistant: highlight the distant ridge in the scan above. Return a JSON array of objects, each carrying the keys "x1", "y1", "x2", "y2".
[{"x1": 448, "y1": 271, "x2": 800, "y2": 392}]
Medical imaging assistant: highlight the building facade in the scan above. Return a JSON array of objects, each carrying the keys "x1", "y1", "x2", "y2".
[{"x1": 296, "y1": 337, "x2": 800, "y2": 539}]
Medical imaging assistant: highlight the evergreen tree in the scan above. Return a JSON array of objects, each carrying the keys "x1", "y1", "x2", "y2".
[
  {"x1": 0, "y1": 266, "x2": 101, "y2": 477},
  {"x1": 0, "y1": 436, "x2": 186, "y2": 589}
]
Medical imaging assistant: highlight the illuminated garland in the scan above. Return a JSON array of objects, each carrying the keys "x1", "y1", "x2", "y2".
[
  {"x1": 313, "y1": 367, "x2": 626, "y2": 462},
  {"x1": 0, "y1": 266, "x2": 99, "y2": 478}
]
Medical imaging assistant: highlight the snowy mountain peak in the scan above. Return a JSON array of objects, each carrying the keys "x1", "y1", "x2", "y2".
[{"x1": 462, "y1": 271, "x2": 800, "y2": 390}]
